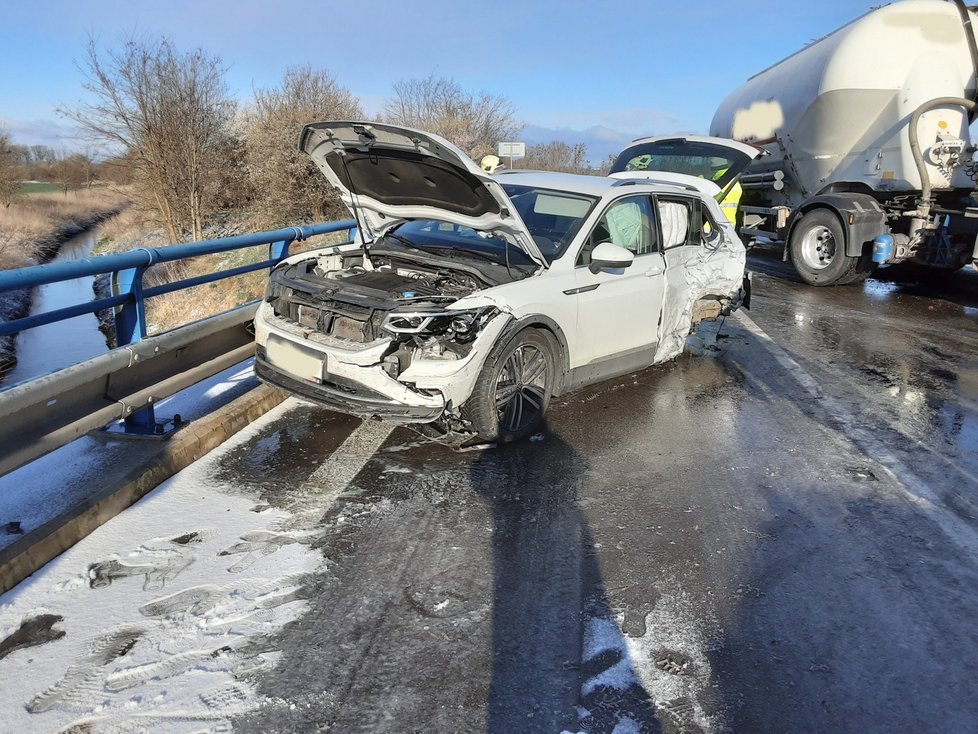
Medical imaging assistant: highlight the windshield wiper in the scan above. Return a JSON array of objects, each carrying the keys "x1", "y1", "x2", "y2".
[
  {"x1": 384, "y1": 231, "x2": 531, "y2": 272},
  {"x1": 382, "y1": 231, "x2": 432, "y2": 254}
]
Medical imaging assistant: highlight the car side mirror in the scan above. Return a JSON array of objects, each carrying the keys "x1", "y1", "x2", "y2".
[{"x1": 589, "y1": 242, "x2": 635, "y2": 274}]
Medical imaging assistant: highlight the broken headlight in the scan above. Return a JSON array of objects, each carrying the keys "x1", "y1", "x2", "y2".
[{"x1": 382, "y1": 307, "x2": 496, "y2": 342}]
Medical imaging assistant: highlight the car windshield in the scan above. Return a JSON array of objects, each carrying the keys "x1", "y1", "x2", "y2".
[
  {"x1": 501, "y1": 184, "x2": 598, "y2": 262},
  {"x1": 386, "y1": 220, "x2": 539, "y2": 270},
  {"x1": 610, "y1": 140, "x2": 752, "y2": 190}
]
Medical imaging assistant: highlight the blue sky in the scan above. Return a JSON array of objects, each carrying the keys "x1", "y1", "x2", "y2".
[{"x1": 1, "y1": 0, "x2": 880, "y2": 163}]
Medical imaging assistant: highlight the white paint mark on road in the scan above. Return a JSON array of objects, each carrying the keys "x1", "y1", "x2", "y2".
[
  {"x1": 734, "y1": 310, "x2": 978, "y2": 555},
  {"x1": 305, "y1": 419, "x2": 395, "y2": 494},
  {"x1": 265, "y1": 419, "x2": 396, "y2": 533}
]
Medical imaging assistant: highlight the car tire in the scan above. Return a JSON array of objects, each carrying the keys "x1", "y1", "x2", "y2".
[
  {"x1": 464, "y1": 328, "x2": 557, "y2": 443},
  {"x1": 789, "y1": 209, "x2": 864, "y2": 286}
]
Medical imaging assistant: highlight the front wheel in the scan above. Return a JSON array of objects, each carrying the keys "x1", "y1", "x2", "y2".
[
  {"x1": 464, "y1": 328, "x2": 557, "y2": 443},
  {"x1": 789, "y1": 209, "x2": 868, "y2": 286}
]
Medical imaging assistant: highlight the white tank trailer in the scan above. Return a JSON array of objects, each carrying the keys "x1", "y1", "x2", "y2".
[{"x1": 711, "y1": 0, "x2": 978, "y2": 285}]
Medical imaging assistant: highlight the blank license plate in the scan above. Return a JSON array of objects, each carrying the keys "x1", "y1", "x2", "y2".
[{"x1": 266, "y1": 335, "x2": 325, "y2": 383}]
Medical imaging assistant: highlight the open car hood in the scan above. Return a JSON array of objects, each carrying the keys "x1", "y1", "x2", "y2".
[
  {"x1": 608, "y1": 135, "x2": 765, "y2": 200},
  {"x1": 300, "y1": 121, "x2": 546, "y2": 266}
]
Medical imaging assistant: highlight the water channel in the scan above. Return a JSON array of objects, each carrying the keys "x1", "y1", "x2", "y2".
[{"x1": 5, "y1": 228, "x2": 108, "y2": 386}]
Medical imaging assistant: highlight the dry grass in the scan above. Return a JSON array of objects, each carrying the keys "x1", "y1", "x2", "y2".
[
  {"x1": 0, "y1": 188, "x2": 131, "y2": 270},
  {"x1": 147, "y1": 267, "x2": 268, "y2": 334},
  {"x1": 90, "y1": 206, "x2": 354, "y2": 335},
  {"x1": 95, "y1": 205, "x2": 171, "y2": 255},
  {"x1": 142, "y1": 227, "x2": 350, "y2": 334}
]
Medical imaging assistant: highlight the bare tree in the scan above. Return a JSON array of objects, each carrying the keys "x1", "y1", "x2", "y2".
[
  {"x1": 54, "y1": 151, "x2": 92, "y2": 195},
  {"x1": 597, "y1": 152, "x2": 619, "y2": 176},
  {"x1": 382, "y1": 75, "x2": 522, "y2": 160},
  {"x1": 62, "y1": 38, "x2": 237, "y2": 241},
  {"x1": 81, "y1": 146, "x2": 101, "y2": 188},
  {"x1": 29, "y1": 145, "x2": 58, "y2": 166},
  {"x1": 0, "y1": 130, "x2": 21, "y2": 208},
  {"x1": 245, "y1": 66, "x2": 363, "y2": 226},
  {"x1": 517, "y1": 141, "x2": 590, "y2": 174}
]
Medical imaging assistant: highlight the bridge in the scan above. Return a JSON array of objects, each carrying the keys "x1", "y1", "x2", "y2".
[{"x1": 0, "y1": 227, "x2": 976, "y2": 733}]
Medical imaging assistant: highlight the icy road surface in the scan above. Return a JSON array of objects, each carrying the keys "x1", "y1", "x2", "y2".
[{"x1": 0, "y1": 252, "x2": 977, "y2": 733}]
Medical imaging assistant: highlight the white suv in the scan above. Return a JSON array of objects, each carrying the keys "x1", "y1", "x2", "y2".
[{"x1": 254, "y1": 122, "x2": 749, "y2": 442}]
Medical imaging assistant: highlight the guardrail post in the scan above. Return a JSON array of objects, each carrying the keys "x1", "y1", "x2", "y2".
[
  {"x1": 269, "y1": 239, "x2": 291, "y2": 265},
  {"x1": 109, "y1": 265, "x2": 172, "y2": 436},
  {"x1": 113, "y1": 266, "x2": 148, "y2": 346}
]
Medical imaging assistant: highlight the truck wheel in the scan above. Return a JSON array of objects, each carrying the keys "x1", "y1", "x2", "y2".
[
  {"x1": 789, "y1": 210, "x2": 862, "y2": 286},
  {"x1": 463, "y1": 328, "x2": 556, "y2": 443}
]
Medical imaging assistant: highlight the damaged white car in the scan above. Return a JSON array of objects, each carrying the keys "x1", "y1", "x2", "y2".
[{"x1": 254, "y1": 122, "x2": 750, "y2": 442}]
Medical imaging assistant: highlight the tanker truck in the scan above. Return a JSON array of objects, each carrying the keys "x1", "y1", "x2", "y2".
[{"x1": 613, "y1": 0, "x2": 978, "y2": 286}]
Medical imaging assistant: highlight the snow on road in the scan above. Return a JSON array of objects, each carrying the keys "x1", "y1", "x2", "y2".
[
  {"x1": 0, "y1": 360, "x2": 259, "y2": 549},
  {"x1": 0, "y1": 397, "x2": 375, "y2": 733}
]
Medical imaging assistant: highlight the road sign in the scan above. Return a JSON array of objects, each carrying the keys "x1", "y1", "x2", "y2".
[{"x1": 497, "y1": 142, "x2": 525, "y2": 159}]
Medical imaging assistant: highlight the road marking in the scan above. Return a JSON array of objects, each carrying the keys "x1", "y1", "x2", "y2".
[
  {"x1": 214, "y1": 415, "x2": 397, "y2": 551},
  {"x1": 264, "y1": 419, "x2": 397, "y2": 534},
  {"x1": 733, "y1": 310, "x2": 978, "y2": 555},
  {"x1": 304, "y1": 419, "x2": 395, "y2": 494}
]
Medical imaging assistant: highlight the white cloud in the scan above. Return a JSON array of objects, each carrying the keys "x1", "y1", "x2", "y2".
[{"x1": 0, "y1": 116, "x2": 89, "y2": 151}]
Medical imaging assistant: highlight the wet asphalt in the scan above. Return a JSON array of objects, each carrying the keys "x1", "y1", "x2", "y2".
[{"x1": 219, "y1": 252, "x2": 978, "y2": 734}]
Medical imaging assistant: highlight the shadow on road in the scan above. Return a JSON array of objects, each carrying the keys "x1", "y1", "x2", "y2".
[
  {"x1": 704, "y1": 469, "x2": 978, "y2": 732},
  {"x1": 700, "y1": 315, "x2": 978, "y2": 731},
  {"x1": 470, "y1": 426, "x2": 662, "y2": 733}
]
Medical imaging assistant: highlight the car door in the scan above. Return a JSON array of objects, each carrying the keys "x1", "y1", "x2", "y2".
[
  {"x1": 656, "y1": 194, "x2": 722, "y2": 358},
  {"x1": 658, "y1": 194, "x2": 717, "y2": 276},
  {"x1": 569, "y1": 194, "x2": 666, "y2": 370}
]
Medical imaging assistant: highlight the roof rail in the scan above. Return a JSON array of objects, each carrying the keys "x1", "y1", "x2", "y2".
[
  {"x1": 610, "y1": 177, "x2": 699, "y2": 192},
  {"x1": 495, "y1": 169, "x2": 547, "y2": 176}
]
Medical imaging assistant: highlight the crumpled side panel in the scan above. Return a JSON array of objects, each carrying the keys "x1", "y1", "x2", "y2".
[{"x1": 653, "y1": 232, "x2": 746, "y2": 363}]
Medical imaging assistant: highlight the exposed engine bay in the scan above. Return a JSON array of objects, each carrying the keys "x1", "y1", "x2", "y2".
[{"x1": 265, "y1": 243, "x2": 520, "y2": 384}]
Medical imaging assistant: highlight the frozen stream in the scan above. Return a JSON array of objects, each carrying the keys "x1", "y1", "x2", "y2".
[{"x1": 5, "y1": 228, "x2": 107, "y2": 386}]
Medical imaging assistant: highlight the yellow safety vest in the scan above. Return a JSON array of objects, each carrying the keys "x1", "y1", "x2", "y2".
[
  {"x1": 711, "y1": 166, "x2": 741, "y2": 225},
  {"x1": 718, "y1": 181, "x2": 742, "y2": 225}
]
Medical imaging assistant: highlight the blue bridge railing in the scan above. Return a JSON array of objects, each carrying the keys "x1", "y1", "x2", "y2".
[{"x1": 0, "y1": 219, "x2": 357, "y2": 433}]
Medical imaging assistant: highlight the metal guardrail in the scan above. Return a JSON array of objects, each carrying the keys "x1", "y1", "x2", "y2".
[
  {"x1": 0, "y1": 219, "x2": 356, "y2": 475},
  {"x1": 0, "y1": 304, "x2": 258, "y2": 476}
]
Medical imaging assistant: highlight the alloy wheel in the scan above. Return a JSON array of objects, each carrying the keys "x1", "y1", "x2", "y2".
[{"x1": 493, "y1": 343, "x2": 550, "y2": 434}]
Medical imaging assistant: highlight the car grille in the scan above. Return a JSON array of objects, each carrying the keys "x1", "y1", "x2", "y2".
[{"x1": 272, "y1": 292, "x2": 387, "y2": 343}]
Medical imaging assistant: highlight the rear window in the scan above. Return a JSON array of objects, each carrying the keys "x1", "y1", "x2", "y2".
[{"x1": 610, "y1": 140, "x2": 751, "y2": 190}]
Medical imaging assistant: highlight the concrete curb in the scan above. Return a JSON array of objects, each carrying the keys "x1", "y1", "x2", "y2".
[{"x1": 0, "y1": 383, "x2": 287, "y2": 594}]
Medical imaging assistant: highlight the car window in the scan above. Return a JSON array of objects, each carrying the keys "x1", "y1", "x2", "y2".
[
  {"x1": 610, "y1": 140, "x2": 752, "y2": 190},
  {"x1": 501, "y1": 184, "x2": 598, "y2": 262},
  {"x1": 577, "y1": 195, "x2": 657, "y2": 266},
  {"x1": 657, "y1": 196, "x2": 719, "y2": 248}
]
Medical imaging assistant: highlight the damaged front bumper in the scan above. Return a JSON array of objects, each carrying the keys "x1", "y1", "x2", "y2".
[
  {"x1": 253, "y1": 301, "x2": 508, "y2": 424},
  {"x1": 255, "y1": 354, "x2": 444, "y2": 422}
]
